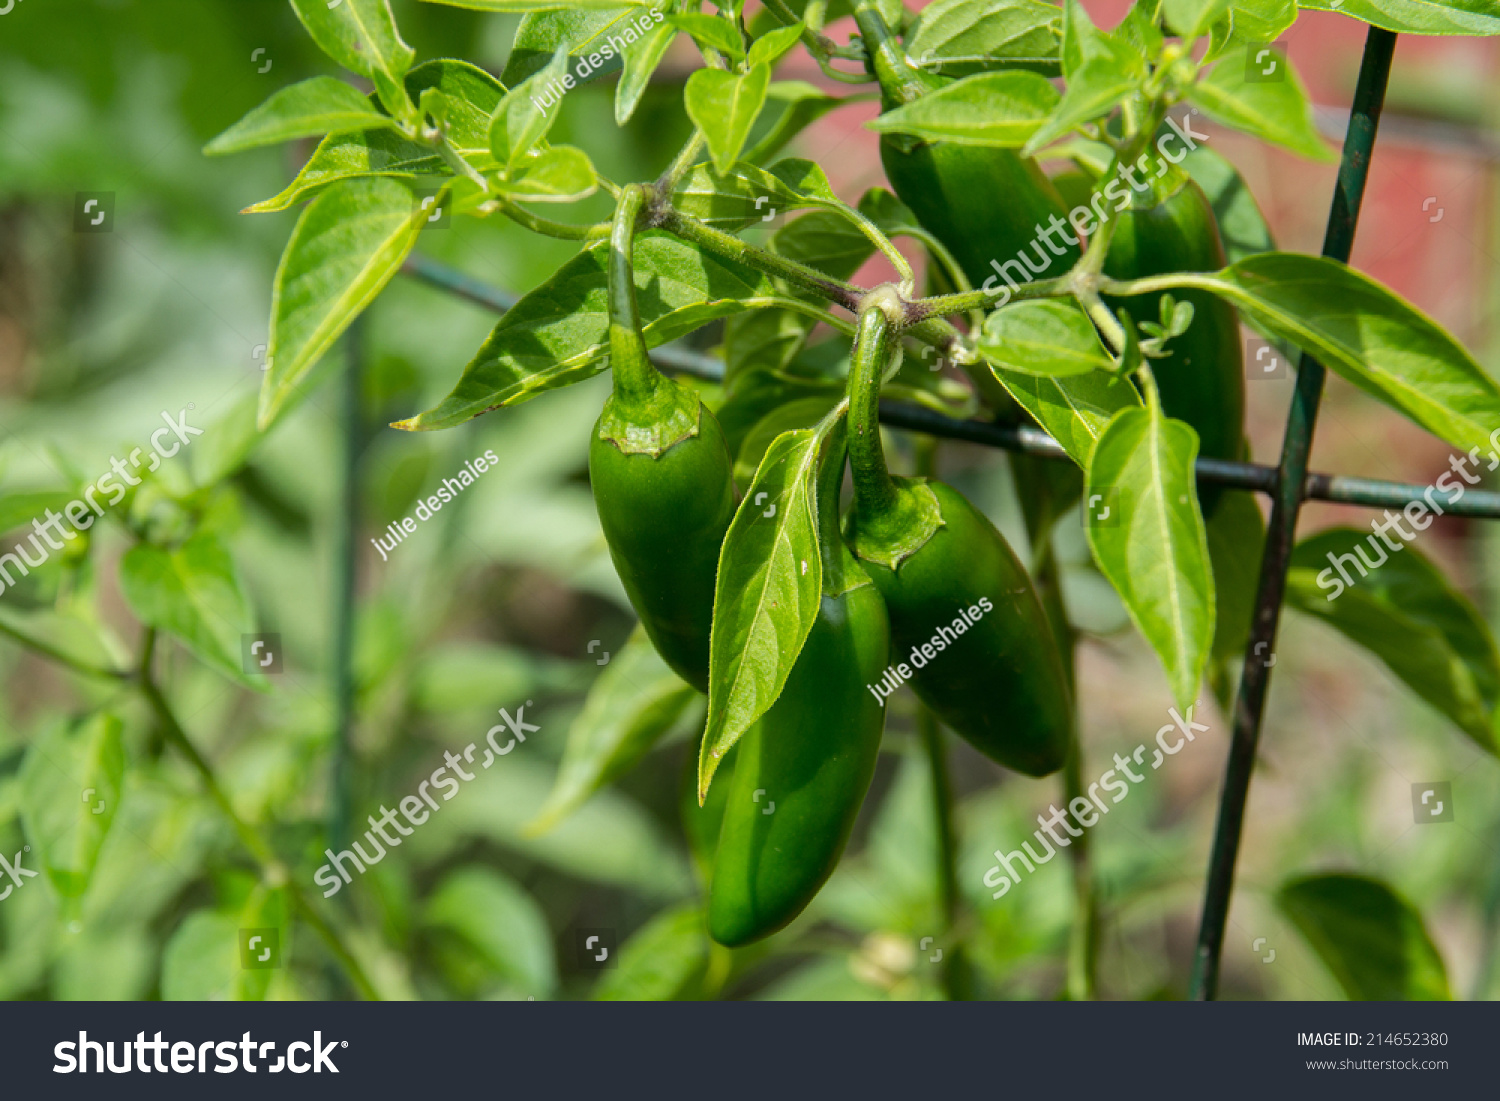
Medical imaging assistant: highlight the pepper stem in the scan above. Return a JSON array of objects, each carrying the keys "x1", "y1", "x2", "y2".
[
  {"x1": 815, "y1": 413, "x2": 853, "y2": 595},
  {"x1": 608, "y1": 184, "x2": 660, "y2": 405},
  {"x1": 846, "y1": 303, "x2": 900, "y2": 517},
  {"x1": 851, "y1": 1, "x2": 937, "y2": 108}
]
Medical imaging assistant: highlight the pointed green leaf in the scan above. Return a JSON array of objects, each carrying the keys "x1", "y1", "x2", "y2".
[
  {"x1": 869, "y1": 70, "x2": 1060, "y2": 147},
  {"x1": 1188, "y1": 253, "x2": 1500, "y2": 455},
  {"x1": 1192, "y1": 47, "x2": 1333, "y2": 161},
  {"x1": 502, "y1": 6, "x2": 667, "y2": 87},
  {"x1": 907, "y1": 0, "x2": 1062, "y2": 77},
  {"x1": 261, "y1": 177, "x2": 424, "y2": 428},
  {"x1": 18, "y1": 712, "x2": 124, "y2": 899},
  {"x1": 686, "y1": 64, "x2": 772, "y2": 173},
  {"x1": 204, "y1": 77, "x2": 395, "y2": 155},
  {"x1": 1296, "y1": 0, "x2": 1499, "y2": 35},
  {"x1": 1162, "y1": 0, "x2": 1234, "y2": 38},
  {"x1": 289, "y1": 0, "x2": 416, "y2": 123},
  {"x1": 979, "y1": 298, "x2": 1114, "y2": 377},
  {"x1": 699, "y1": 426, "x2": 826, "y2": 798},
  {"x1": 424, "y1": 0, "x2": 649, "y2": 8},
  {"x1": 991, "y1": 368, "x2": 1143, "y2": 465},
  {"x1": 1183, "y1": 142, "x2": 1275, "y2": 262},
  {"x1": 616, "y1": 19, "x2": 679, "y2": 124},
  {"x1": 1206, "y1": 489, "x2": 1265, "y2": 666},
  {"x1": 747, "y1": 21, "x2": 805, "y2": 68},
  {"x1": 670, "y1": 13, "x2": 747, "y2": 60},
  {"x1": 396, "y1": 232, "x2": 782, "y2": 430},
  {"x1": 670, "y1": 159, "x2": 831, "y2": 230},
  {"x1": 243, "y1": 59, "x2": 504, "y2": 213},
  {"x1": 119, "y1": 532, "x2": 257, "y2": 684},
  {"x1": 1021, "y1": 57, "x2": 1137, "y2": 155},
  {"x1": 593, "y1": 904, "x2": 712, "y2": 1001},
  {"x1": 1286, "y1": 527, "x2": 1500, "y2": 753},
  {"x1": 1279, "y1": 874, "x2": 1451, "y2": 1000},
  {"x1": 502, "y1": 144, "x2": 598, "y2": 203},
  {"x1": 526, "y1": 627, "x2": 703, "y2": 836},
  {"x1": 424, "y1": 867, "x2": 557, "y2": 997},
  {"x1": 1085, "y1": 403, "x2": 1214, "y2": 707},
  {"x1": 490, "y1": 51, "x2": 570, "y2": 169}
]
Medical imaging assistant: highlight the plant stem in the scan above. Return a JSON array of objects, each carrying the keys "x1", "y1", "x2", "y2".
[
  {"x1": 608, "y1": 185, "x2": 658, "y2": 404},
  {"x1": 138, "y1": 630, "x2": 380, "y2": 1001},
  {"x1": 660, "y1": 209, "x2": 866, "y2": 310},
  {"x1": 0, "y1": 618, "x2": 129, "y2": 680},
  {"x1": 659, "y1": 131, "x2": 707, "y2": 194},
  {"x1": 911, "y1": 274, "x2": 1072, "y2": 320},
  {"x1": 917, "y1": 705, "x2": 965, "y2": 1000},
  {"x1": 494, "y1": 195, "x2": 611, "y2": 242},
  {"x1": 846, "y1": 304, "x2": 901, "y2": 515}
]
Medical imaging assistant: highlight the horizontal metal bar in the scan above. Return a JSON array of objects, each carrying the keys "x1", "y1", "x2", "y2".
[{"x1": 399, "y1": 253, "x2": 1500, "y2": 521}]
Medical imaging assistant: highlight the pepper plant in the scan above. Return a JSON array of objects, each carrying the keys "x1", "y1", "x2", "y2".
[{"x1": 6, "y1": 0, "x2": 1500, "y2": 1001}]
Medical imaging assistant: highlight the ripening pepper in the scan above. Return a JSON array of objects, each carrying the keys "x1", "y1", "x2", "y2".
[
  {"x1": 708, "y1": 423, "x2": 889, "y2": 947},
  {"x1": 843, "y1": 301, "x2": 1072, "y2": 777},
  {"x1": 1102, "y1": 173, "x2": 1246, "y2": 470},
  {"x1": 588, "y1": 185, "x2": 736, "y2": 693},
  {"x1": 855, "y1": 4, "x2": 1078, "y2": 293}
]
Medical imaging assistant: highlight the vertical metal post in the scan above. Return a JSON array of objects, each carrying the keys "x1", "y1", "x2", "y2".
[{"x1": 1189, "y1": 26, "x2": 1399, "y2": 1001}]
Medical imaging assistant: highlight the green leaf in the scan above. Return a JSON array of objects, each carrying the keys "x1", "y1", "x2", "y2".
[
  {"x1": 1296, "y1": 0, "x2": 1500, "y2": 35},
  {"x1": 1085, "y1": 403, "x2": 1214, "y2": 707},
  {"x1": 1061, "y1": 0, "x2": 1144, "y2": 78},
  {"x1": 747, "y1": 21, "x2": 805, "y2": 68},
  {"x1": 1182, "y1": 142, "x2": 1275, "y2": 263},
  {"x1": 991, "y1": 368, "x2": 1143, "y2": 465},
  {"x1": 616, "y1": 19, "x2": 680, "y2": 124},
  {"x1": 733, "y1": 395, "x2": 841, "y2": 484},
  {"x1": 1021, "y1": 57, "x2": 1139, "y2": 156},
  {"x1": 424, "y1": 866, "x2": 557, "y2": 997},
  {"x1": 1189, "y1": 253, "x2": 1500, "y2": 455},
  {"x1": 699, "y1": 426, "x2": 826, "y2": 799},
  {"x1": 686, "y1": 64, "x2": 772, "y2": 173},
  {"x1": 119, "y1": 533, "x2": 256, "y2": 684},
  {"x1": 425, "y1": 0, "x2": 649, "y2": 8},
  {"x1": 0, "y1": 604, "x2": 124, "y2": 676},
  {"x1": 396, "y1": 232, "x2": 781, "y2": 430},
  {"x1": 1206, "y1": 489, "x2": 1264, "y2": 666},
  {"x1": 0, "y1": 489, "x2": 78, "y2": 535},
  {"x1": 978, "y1": 298, "x2": 1114, "y2": 377},
  {"x1": 18, "y1": 712, "x2": 124, "y2": 898},
  {"x1": 289, "y1": 0, "x2": 416, "y2": 123},
  {"x1": 1286, "y1": 527, "x2": 1500, "y2": 752},
  {"x1": 1278, "y1": 873, "x2": 1451, "y2": 1000},
  {"x1": 1192, "y1": 47, "x2": 1333, "y2": 161},
  {"x1": 160, "y1": 911, "x2": 241, "y2": 1001},
  {"x1": 503, "y1": 7, "x2": 667, "y2": 87},
  {"x1": 243, "y1": 58, "x2": 504, "y2": 212},
  {"x1": 869, "y1": 70, "x2": 1060, "y2": 147},
  {"x1": 593, "y1": 904, "x2": 712, "y2": 1001},
  {"x1": 1208, "y1": 0, "x2": 1298, "y2": 59},
  {"x1": 743, "y1": 81, "x2": 849, "y2": 164},
  {"x1": 670, "y1": 13, "x2": 747, "y2": 60},
  {"x1": 490, "y1": 50, "x2": 569, "y2": 169},
  {"x1": 232, "y1": 885, "x2": 289, "y2": 1002},
  {"x1": 907, "y1": 0, "x2": 1063, "y2": 77},
  {"x1": 670, "y1": 159, "x2": 831, "y2": 230},
  {"x1": 502, "y1": 144, "x2": 598, "y2": 203},
  {"x1": 261, "y1": 177, "x2": 425, "y2": 428},
  {"x1": 204, "y1": 77, "x2": 396, "y2": 155},
  {"x1": 526, "y1": 627, "x2": 703, "y2": 836},
  {"x1": 1162, "y1": 0, "x2": 1234, "y2": 38}
]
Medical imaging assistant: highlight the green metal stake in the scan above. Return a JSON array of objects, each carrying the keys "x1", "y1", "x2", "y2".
[{"x1": 1189, "y1": 25, "x2": 1399, "y2": 1001}]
